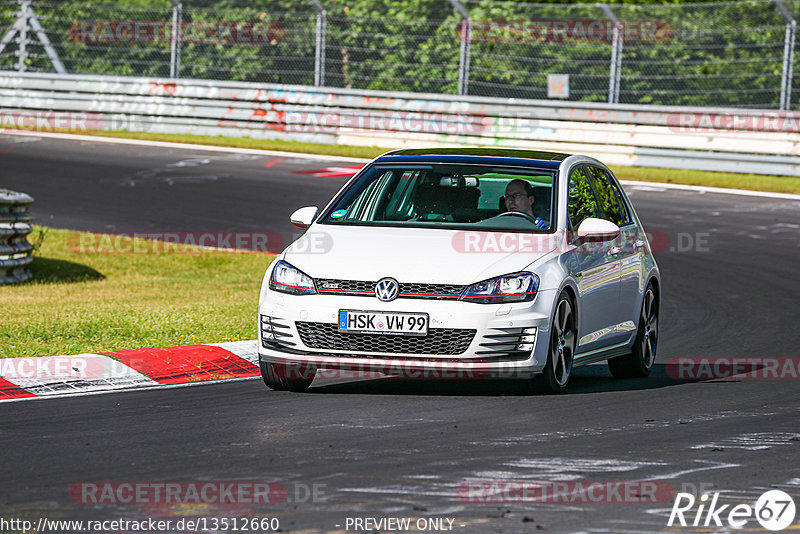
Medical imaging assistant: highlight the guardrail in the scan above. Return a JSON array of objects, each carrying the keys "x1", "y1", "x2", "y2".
[
  {"x1": 0, "y1": 188, "x2": 34, "y2": 285},
  {"x1": 1, "y1": 71, "x2": 799, "y2": 176}
]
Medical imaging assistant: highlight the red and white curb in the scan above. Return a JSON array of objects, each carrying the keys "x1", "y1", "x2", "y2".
[{"x1": 0, "y1": 340, "x2": 260, "y2": 402}]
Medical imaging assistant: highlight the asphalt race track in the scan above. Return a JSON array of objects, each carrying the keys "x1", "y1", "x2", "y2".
[
  {"x1": 0, "y1": 133, "x2": 355, "y2": 250},
  {"x1": 1, "y1": 133, "x2": 799, "y2": 533}
]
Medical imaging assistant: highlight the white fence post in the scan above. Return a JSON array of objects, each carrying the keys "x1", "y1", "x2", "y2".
[
  {"x1": 447, "y1": 0, "x2": 471, "y2": 96},
  {"x1": 170, "y1": 0, "x2": 182, "y2": 79},
  {"x1": 309, "y1": 0, "x2": 326, "y2": 86},
  {"x1": 598, "y1": 3, "x2": 622, "y2": 104},
  {"x1": 15, "y1": 0, "x2": 30, "y2": 72},
  {"x1": 0, "y1": 9, "x2": 24, "y2": 60},
  {"x1": 0, "y1": 0, "x2": 66, "y2": 73},
  {"x1": 27, "y1": 7, "x2": 66, "y2": 73},
  {"x1": 774, "y1": 0, "x2": 795, "y2": 110}
]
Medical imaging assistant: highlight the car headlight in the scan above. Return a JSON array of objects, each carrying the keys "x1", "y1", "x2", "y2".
[
  {"x1": 460, "y1": 272, "x2": 539, "y2": 304},
  {"x1": 268, "y1": 260, "x2": 317, "y2": 295}
]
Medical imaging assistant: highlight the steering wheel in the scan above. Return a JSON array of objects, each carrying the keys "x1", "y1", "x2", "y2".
[{"x1": 497, "y1": 211, "x2": 540, "y2": 224}]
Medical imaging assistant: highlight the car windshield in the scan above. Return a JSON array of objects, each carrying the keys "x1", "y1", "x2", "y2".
[{"x1": 320, "y1": 164, "x2": 556, "y2": 231}]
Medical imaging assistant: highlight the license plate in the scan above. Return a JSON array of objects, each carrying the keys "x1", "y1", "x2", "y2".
[{"x1": 338, "y1": 310, "x2": 428, "y2": 336}]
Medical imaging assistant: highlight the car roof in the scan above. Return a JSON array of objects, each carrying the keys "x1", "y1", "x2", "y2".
[{"x1": 373, "y1": 148, "x2": 570, "y2": 170}]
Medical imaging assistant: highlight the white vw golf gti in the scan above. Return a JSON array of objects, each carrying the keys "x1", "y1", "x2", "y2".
[{"x1": 258, "y1": 148, "x2": 660, "y2": 393}]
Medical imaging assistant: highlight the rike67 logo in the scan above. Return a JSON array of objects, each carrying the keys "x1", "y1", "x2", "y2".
[{"x1": 668, "y1": 490, "x2": 796, "y2": 531}]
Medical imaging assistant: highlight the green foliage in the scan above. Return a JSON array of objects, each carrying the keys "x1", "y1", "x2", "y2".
[{"x1": 0, "y1": 0, "x2": 795, "y2": 107}]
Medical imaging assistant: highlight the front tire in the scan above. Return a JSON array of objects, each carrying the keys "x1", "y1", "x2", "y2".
[
  {"x1": 609, "y1": 283, "x2": 658, "y2": 378},
  {"x1": 532, "y1": 292, "x2": 576, "y2": 394},
  {"x1": 260, "y1": 361, "x2": 314, "y2": 392}
]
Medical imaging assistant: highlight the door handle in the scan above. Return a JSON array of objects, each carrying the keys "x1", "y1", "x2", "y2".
[
  {"x1": 634, "y1": 240, "x2": 646, "y2": 250},
  {"x1": 607, "y1": 246, "x2": 622, "y2": 256}
]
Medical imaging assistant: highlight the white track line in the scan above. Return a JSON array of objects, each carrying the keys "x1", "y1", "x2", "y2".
[
  {"x1": 620, "y1": 180, "x2": 800, "y2": 200},
  {"x1": 4, "y1": 130, "x2": 800, "y2": 200},
  {"x1": 0, "y1": 129, "x2": 368, "y2": 163}
]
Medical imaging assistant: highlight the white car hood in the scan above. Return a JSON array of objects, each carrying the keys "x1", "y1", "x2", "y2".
[{"x1": 282, "y1": 224, "x2": 559, "y2": 285}]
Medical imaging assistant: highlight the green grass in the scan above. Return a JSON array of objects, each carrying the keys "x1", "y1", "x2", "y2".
[
  {"x1": 93, "y1": 130, "x2": 388, "y2": 160},
  {"x1": 0, "y1": 227, "x2": 274, "y2": 358}
]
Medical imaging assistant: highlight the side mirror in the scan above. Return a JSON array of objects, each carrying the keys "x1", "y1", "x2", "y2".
[
  {"x1": 290, "y1": 206, "x2": 319, "y2": 230},
  {"x1": 576, "y1": 217, "x2": 620, "y2": 241}
]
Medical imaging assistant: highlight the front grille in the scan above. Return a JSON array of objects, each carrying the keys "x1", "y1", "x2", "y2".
[
  {"x1": 296, "y1": 322, "x2": 476, "y2": 355},
  {"x1": 316, "y1": 279, "x2": 465, "y2": 300},
  {"x1": 400, "y1": 282, "x2": 466, "y2": 298},
  {"x1": 317, "y1": 279, "x2": 373, "y2": 294}
]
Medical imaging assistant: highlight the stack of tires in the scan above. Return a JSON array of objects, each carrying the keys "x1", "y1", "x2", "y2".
[{"x1": 0, "y1": 188, "x2": 34, "y2": 285}]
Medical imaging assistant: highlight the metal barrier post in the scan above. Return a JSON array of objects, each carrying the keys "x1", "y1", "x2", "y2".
[
  {"x1": 15, "y1": 0, "x2": 29, "y2": 72},
  {"x1": 27, "y1": 6, "x2": 66, "y2": 73},
  {"x1": 448, "y1": 0, "x2": 471, "y2": 95},
  {"x1": 598, "y1": 3, "x2": 622, "y2": 104},
  {"x1": 0, "y1": 0, "x2": 66, "y2": 73},
  {"x1": 774, "y1": 0, "x2": 795, "y2": 110},
  {"x1": 309, "y1": 0, "x2": 326, "y2": 86},
  {"x1": 0, "y1": 10, "x2": 23, "y2": 57},
  {"x1": 0, "y1": 189, "x2": 34, "y2": 285},
  {"x1": 170, "y1": 0, "x2": 182, "y2": 79}
]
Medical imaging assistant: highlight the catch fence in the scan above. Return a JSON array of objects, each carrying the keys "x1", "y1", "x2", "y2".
[{"x1": 0, "y1": 0, "x2": 798, "y2": 109}]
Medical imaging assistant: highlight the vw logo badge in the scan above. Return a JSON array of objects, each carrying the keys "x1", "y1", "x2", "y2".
[{"x1": 375, "y1": 277, "x2": 399, "y2": 302}]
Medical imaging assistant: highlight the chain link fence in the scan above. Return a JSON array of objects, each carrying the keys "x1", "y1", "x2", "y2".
[
  {"x1": 613, "y1": 1, "x2": 790, "y2": 108},
  {"x1": 1, "y1": 0, "x2": 798, "y2": 109}
]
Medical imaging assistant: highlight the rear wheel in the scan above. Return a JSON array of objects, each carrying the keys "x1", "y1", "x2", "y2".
[
  {"x1": 260, "y1": 361, "x2": 314, "y2": 392},
  {"x1": 609, "y1": 283, "x2": 658, "y2": 378},
  {"x1": 532, "y1": 292, "x2": 576, "y2": 394}
]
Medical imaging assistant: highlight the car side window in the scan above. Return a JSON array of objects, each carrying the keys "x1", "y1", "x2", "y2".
[
  {"x1": 567, "y1": 166, "x2": 599, "y2": 230},
  {"x1": 584, "y1": 166, "x2": 626, "y2": 227},
  {"x1": 603, "y1": 170, "x2": 632, "y2": 226}
]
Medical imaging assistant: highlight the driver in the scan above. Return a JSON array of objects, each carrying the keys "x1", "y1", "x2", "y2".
[{"x1": 504, "y1": 179, "x2": 548, "y2": 228}]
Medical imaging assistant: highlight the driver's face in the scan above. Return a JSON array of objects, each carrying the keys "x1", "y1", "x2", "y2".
[{"x1": 504, "y1": 183, "x2": 534, "y2": 216}]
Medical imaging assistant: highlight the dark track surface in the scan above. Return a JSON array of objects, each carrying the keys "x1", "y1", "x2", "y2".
[{"x1": 1, "y1": 133, "x2": 799, "y2": 533}]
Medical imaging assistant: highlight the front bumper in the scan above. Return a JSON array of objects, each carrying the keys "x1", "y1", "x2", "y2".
[{"x1": 257, "y1": 289, "x2": 558, "y2": 380}]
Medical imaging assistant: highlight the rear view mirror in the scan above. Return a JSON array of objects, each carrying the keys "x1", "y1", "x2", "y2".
[
  {"x1": 290, "y1": 206, "x2": 319, "y2": 229},
  {"x1": 439, "y1": 176, "x2": 479, "y2": 187}
]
